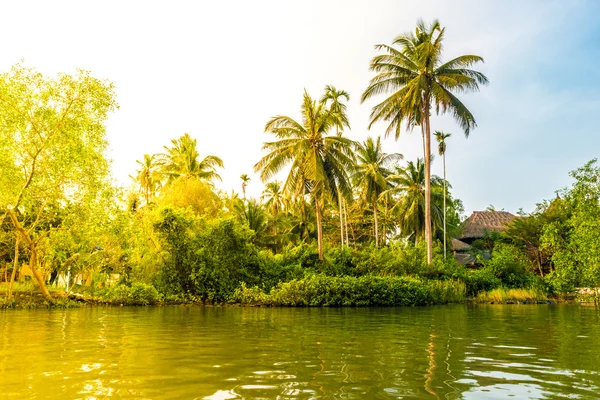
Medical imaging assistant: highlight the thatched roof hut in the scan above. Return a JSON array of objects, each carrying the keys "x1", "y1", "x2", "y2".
[
  {"x1": 460, "y1": 211, "x2": 516, "y2": 241},
  {"x1": 452, "y1": 211, "x2": 516, "y2": 266},
  {"x1": 451, "y1": 238, "x2": 471, "y2": 251}
]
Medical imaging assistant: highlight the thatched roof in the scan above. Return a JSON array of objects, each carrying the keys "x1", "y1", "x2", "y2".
[
  {"x1": 461, "y1": 211, "x2": 516, "y2": 239},
  {"x1": 452, "y1": 238, "x2": 471, "y2": 252},
  {"x1": 455, "y1": 252, "x2": 477, "y2": 265}
]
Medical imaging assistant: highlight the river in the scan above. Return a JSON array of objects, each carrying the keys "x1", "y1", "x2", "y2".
[{"x1": 0, "y1": 304, "x2": 599, "y2": 399}]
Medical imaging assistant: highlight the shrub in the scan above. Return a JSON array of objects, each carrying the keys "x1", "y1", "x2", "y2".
[
  {"x1": 463, "y1": 268, "x2": 501, "y2": 296},
  {"x1": 233, "y1": 274, "x2": 465, "y2": 307},
  {"x1": 154, "y1": 208, "x2": 262, "y2": 302},
  {"x1": 230, "y1": 283, "x2": 271, "y2": 305},
  {"x1": 106, "y1": 282, "x2": 159, "y2": 305},
  {"x1": 483, "y1": 244, "x2": 535, "y2": 288}
]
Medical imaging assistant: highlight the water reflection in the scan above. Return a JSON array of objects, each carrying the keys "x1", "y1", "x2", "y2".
[{"x1": 0, "y1": 305, "x2": 599, "y2": 399}]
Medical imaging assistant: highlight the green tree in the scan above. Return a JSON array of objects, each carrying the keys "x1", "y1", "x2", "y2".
[
  {"x1": 0, "y1": 65, "x2": 118, "y2": 299},
  {"x1": 361, "y1": 19, "x2": 488, "y2": 264},
  {"x1": 255, "y1": 90, "x2": 356, "y2": 261},
  {"x1": 320, "y1": 85, "x2": 351, "y2": 246},
  {"x1": 354, "y1": 136, "x2": 403, "y2": 247},
  {"x1": 234, "y1": 198, "x2": 268, "y2": 244},
  {"x1": 161, "y1": 133, "x2": 224, "y2": 183},
  {"x1": 133, "y1": 154, "x2": 163, "y2": 205},
  {"x1": 434, "y1": 131, "x2": 451, "y2": 259},
  {"x1": 387, "y1": 159, "x2": 446, "y2": 244},
  {"x1": 261, "y1": 181, "x2": 286, "y2": 217},
  {"x1": 240, "y1": 174, "x2": 251, "y2": 200}
]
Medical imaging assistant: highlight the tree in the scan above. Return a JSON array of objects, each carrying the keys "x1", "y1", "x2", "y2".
[
  {"x1": 261, "y1": 181, "x2": 286, "y2": 217},
  {"x1": 255, "y1": 89, "x2": 356, "y2": 261},
  {"x1": 387, "y1": 159, "x2": 447, "y2": 245},
  {"x1": 133, "y1": 154, "x2": 163, "y2": 205},
  {"x1": 434, "y1": 131, "x2": 451, "y2": 259},
  {"x1": 362, "y1": 19, "x2": 488, "y2": 264},
  {"x1": 240, "y1": 174, "x2": 251, "y2": 201},
  {"x1": 161, "y1": 133, "x2": 224, "y2": 183},
  {"x1": 320, "y1": 85, "x2": 351, "y2": 247},
  {"x1": 0, "y1": 65, "x2": 118, "y2": 299},
  {"x1": 353, "y1": 136, "x2": 402, "y2": 247}
]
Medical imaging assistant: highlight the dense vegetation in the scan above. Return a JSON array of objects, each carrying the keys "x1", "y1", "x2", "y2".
[{"x1": 0, "y1": 20, "x2": 598, "y2": 307}]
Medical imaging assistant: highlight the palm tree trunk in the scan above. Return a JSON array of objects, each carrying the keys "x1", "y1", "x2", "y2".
[
  {"x1": 315, "y1": 197, "x2": 324, "y2": 262},
  {"x1": 424, "y1": 113, "x2": 433, "y2": 265},
  {"x1": 339, "y1": 193, "x2": 344, "y2": 247},
  {"x1": 373, "y1": 200, "x2": 379, "y2": 248},
  {"x1": 343, "y1": 200, "x2": 349, "y2": 246},
  {"x1": 443, "y1": 152, "x2": 447, "y2": 261},
  {"x1": 382, "y1": 197, "x2": 388, "y2": 246}
]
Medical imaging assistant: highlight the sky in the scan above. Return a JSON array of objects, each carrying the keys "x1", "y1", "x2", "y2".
[{"x1": 1, "y1": 0, "x2": 599, "y2": 215}]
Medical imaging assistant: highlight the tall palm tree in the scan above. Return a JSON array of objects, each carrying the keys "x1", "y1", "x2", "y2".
[
  {"x1": 434, "y1": 131, "x2": 451, "y2": 260},
  {"x1": 354, "y1": 136, "x2": 403, "y2": 247},
  {"x1": 240, "y1": 174, "x2": 251, "y2": 200},
  {"x1": 361, "y1": 19, "x2": 488, "y2": 264},
  {"x1": 321, "y1": 85, "x2": 351, "y2": 247},
  {"x1": 387, "y1": 158, "x2": 447, "y2": 245},
  {"x1": 254, "y1": 89, "x2": 356, "y2": 261},
  {"x1": 133, "y1": 153, "x2": 162, "y2": 205},
  {"x1": 161, "y1": 133, "x2": 224, "y2": 183}
]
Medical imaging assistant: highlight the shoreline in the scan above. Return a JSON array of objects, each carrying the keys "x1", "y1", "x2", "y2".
[{"x1": 0, "y1": 291, "x2": 591, "y2": 310}]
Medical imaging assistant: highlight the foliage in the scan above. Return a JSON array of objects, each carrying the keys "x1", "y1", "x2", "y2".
[
  {"x1": 0, "y1": 64, "x2": 118, "y2": 297},
  {"x1": 254, "y1": 88, "x2": 356, "y2": 260},
  {"x1": 361, "y1": 19, "x2": 488, "y2": 264},
  {"x1": 104, "y1": 282, "x2": 160, "y2": 305},
  {"x1": 157, "y1": 177, "x2": 222, "y2": 218},
  {"x1": 462, "y1": 269, "x2": 501, "y2": 297},
  {"x1": 482, "y1": 244, "x2": 535, "y2": 288},
  {"x1": 232, "y1": 274, "x2": 465, "y2": 307},
  {"x1": 160, "y1": 133, "x2": 224, "y2": 183},
  {"x1": 153, "y1": 208, "x2": 262, "y2": 302},
  {"x1": 476, "y1": 287, "x2": 547, "y2": 303}
]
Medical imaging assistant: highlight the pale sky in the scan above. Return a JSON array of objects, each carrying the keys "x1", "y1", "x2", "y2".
[{"x1": 2, "y1": 0, "x2": 599, "y2": 215}]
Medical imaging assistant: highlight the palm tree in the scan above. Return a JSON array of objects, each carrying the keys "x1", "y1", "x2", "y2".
[
  {"x1": 387, "y1": 158, "x2": 447, "y2": 245},
  {"x1": 133, "y1": 153, "x2": 162, "y2": 205},
  {"x1": 254, "y1": 89, "x2": 356, "y2": 261},
  {"x1": 261, "y1": 181, "x2": 286, "y2": 217},
  {"x1": 361, "y1": 19, "x2": 488, "y2": 264},
  {"x1": 434, "y1": 130, "x2": 451, "y2": 260},
  {"x1": 234, "y1": 198, "x2": 268, "y2": 244},
  {"x1": 321, "y1": 85, "x2": 351, "y2": 247},
  {"x1": 354, "y1": 136, "x2": 403, "y2": 247},
  {"x1": 161, "y1": 133, "x2": 224, "y2": 183},
  {"x1": 240, "y1": 174, "x2": 251, "y2": 200}
]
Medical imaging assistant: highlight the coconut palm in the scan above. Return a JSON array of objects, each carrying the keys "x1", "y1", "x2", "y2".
[
  {"x1": 434, "y1": 130, "x2": 451, "y2": 259},
  {"x1": 353, "y1": 136, "x2": 403, "y2": 247},
  {"x1": 234, "y1": 198, "x2": 268, "y2": 243},
  {"x1": 321, "y1": 85, "x2": 351, "y2": 247},
  {"x1": 133, "y1": 153, "x2": 163, "y2": 205},
  {"x1": 254, "y1": 90, "x2": 356, "y2": 261},
  {"x1": 361, "y1": 19, "x2": 488, "y2": 264},
  {"x1": 387, "y1": 158, "x2": 447, "y2": 245},
  {"x1": 261, "y1": 181, "x2": 286, "y2": 217},
  {"x1": 161, "y1": 133, "x2": 224, "y2": 183},
  {"x1": 240, "y1": 174, "x2": 251, "y2": 200}
]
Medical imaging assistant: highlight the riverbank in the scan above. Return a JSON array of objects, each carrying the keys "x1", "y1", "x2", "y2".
[{"x1": 0, "y1": 286, "x2": 591, "y2": 309}]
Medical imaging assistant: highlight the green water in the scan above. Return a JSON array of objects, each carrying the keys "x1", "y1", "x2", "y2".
[{"x1": 0, "y1": 305, "x2": 599, "y2": 399}]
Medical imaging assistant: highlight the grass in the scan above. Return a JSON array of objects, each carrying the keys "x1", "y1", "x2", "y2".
[{"x1": 476, "y1": 287, "x2": 547, "y2": 303}]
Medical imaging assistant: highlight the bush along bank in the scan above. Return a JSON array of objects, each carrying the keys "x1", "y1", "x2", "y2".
[{"x1": 230, "y1": 275, "x2": 466, "y2": 307}]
